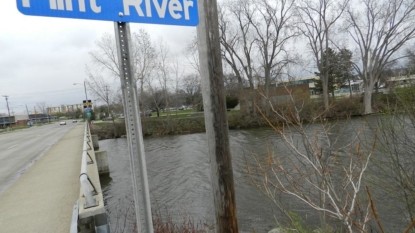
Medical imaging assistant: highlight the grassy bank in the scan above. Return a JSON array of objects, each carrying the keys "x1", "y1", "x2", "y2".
[
  {"x1": 90, "y1": 95, "x2": 394, "y2": 140},
  {"x1": 90, "y1": 110, "x2": 271, "y2": 140}
]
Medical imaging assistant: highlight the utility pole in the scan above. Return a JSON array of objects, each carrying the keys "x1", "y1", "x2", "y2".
[
  {"x1": 3, "y1": 96, "x2": 11, "y2": 128},
  {"x1": 197, "y1": 0, "x2": 239, "y2": 232},
  {"x1": 34, "y1": 106, "x2": 37, "y2": 124}
]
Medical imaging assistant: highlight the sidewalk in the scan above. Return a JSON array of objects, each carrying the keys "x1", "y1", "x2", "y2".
[{"x1": 0, "y1": 125, "x2": 84, "y2": 233}]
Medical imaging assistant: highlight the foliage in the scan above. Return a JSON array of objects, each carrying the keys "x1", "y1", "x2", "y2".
[
  {"x1": 247, "y1": 85, "x2": 376, "y2": 232},
  {"x1": 282, "y1": 212, "x2": 314, "y2": 233},
  {"x1": 226, "y1": 96, "x2": 239, "y2": 109},
  {"x1": 393, "y1": 86, "x2": 415, "y2": 106},
  {"x1": 314, "y1": 48, "x2": 353, "y2": 97},
  {"x1": 104, "y1": 196, "x2": 209, "y2": 233},
  {"x1": 368, "y1": 86, "x2": 415, "y2": 226}
]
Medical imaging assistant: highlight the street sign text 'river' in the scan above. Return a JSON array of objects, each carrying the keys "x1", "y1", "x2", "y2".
[{"x1": 17, "y1": 0, "x2": 199, "y2": 26}]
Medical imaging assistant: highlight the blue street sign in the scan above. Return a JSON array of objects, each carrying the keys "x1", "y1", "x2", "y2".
[
  {"x1": 16, "y1": 0, "x2": 199, "y2": 26},
  {"x1": 86, "y1": 107, "x2": 92, "y2": 113}
]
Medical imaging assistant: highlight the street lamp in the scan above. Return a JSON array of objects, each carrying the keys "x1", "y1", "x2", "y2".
[{"x1": 74, "y1": 81, "x2": 88, "y2": 121}]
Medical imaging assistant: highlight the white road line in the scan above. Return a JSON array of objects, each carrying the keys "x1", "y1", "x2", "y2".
[{"x1": 7, "y1": 144, "x2": 19, "y2": 150}]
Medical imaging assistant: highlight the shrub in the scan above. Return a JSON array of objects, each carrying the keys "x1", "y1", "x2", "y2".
[{"x1": 226, "y1": 96, "x2": 239, "y2": 109}]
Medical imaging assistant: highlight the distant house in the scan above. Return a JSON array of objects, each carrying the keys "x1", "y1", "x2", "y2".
[
  {"x1": 280, "y1": 76, "x2": 366, "y2": 97},
  {"x1": 239, "y1": 83, "x2": 310, "y2": 113},
  {"x1": 387, "y1": 75, "x2": 415, "y2": 88},
  {"x1": 278, "y1": 76, "x2": 317, "y2": 96}
]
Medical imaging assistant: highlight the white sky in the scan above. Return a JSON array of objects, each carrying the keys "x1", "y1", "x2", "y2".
[{"x1": 0, "y1": 1, "x2": 197, "y2": 115}]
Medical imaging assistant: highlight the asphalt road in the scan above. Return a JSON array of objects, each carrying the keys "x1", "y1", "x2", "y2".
[{"x1": 0, "y1": 121, "x2": 79, "y2": 194}]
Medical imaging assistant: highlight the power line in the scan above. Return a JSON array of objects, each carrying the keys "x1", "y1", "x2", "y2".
[{"x1": 5, "y1": 87, "x2": 86, "y2": 97}]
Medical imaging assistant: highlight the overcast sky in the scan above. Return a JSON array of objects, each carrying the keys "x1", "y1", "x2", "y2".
[{"x1": 0, "y1": 1, "x2": 196, "y2": 115}]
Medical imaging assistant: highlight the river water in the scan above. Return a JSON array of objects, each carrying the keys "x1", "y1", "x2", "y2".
[{"x1": 99, "y1": 117, "x2": 409, "y2": 232}]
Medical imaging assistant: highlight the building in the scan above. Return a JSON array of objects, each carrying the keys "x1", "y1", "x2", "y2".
[
  {"x1": 0, "y1": 116, "x2": 16, "y2": 128},
  {"x1": 48, "y1": 103, "x2": 85, "y2": 114},
  {"x1": 387, "y1": 75, "x2": 415, "y2": 88},
  {"x1": 278, "y1": 76, "x2": 317, "y2": 95},
  {"x1": 279, "y1": 75, "x2": 366, "y2": 97},
  {"x1": 239, "y1": 83, "x2": 310, "y2": 113}
]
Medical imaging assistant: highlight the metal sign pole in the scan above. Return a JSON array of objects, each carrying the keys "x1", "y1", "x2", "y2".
[{"x1": 114, "y1": 22, "x2": 154, "y2": 233}]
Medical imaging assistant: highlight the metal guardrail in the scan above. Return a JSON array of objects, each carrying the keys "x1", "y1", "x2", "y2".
[{"x1": 80, "y1": 123, "x2": 98, "y2": 209}]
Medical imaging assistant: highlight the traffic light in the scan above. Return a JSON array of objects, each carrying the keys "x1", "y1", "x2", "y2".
[{"x1": 83, "y1": 100, "x2": 93, "y2": 108}]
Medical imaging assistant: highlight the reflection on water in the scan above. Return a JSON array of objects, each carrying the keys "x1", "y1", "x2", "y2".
[{"x1": 100, "y1": 117, "x2": 407, "y2": 232}]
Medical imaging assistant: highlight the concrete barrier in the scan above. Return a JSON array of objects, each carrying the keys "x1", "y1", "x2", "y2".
[
  {"x1": 76, "y1": 125, "x2": 109, "y2": 233},
  {"x1": 92, "y1": 135, "x2": 99, "y2": 150},
  {"x1": 95, "y1": 151, "x2": 109, "y2": 175}
]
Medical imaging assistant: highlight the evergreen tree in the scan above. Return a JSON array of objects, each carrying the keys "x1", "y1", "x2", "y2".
[
  {"x1": 314, "y1": 48, "x2": 338, "y2": 97},
  {"x1": 314, "y1": 48, "x2": 354, "y2": 97},
  {"x1": 336, "y1": 49, "x2": 354, "y2": 97}
]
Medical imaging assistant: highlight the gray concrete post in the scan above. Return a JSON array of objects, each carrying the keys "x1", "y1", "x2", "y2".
[
  {"x1": 95, "y1": 151, "x2": 109, "y2": 175},
  {"x1": 92, "y1": 135, "x2": 99, "y2": 150},
  {"x1": 197, "y1": 0, "x2": 239, "y2": 231}
]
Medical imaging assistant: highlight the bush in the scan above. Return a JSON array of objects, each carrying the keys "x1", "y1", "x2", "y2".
[{"x1": 226, "y1": 96, "x2": 239, "y2": 109}]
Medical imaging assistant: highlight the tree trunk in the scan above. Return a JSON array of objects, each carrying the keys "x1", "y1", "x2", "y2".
[
  {"x1": 322, "y1": 73, "x2": 329, "y2": 111},
  {"x1": 363, "y1": 84, "x2": 373, "y2": 114},
  {"x1": 264, "y1": 68, "x2": 271, "y2": 116}
]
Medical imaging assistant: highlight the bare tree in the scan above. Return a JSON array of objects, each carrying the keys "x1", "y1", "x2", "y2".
[
  {"x1": 144, "y1": 82, "x2": 165, "y2": 117},
  {"x1": 367, "y1": 87, "x2": 415, "y2": 228},
  {"x1": 171, "y1": 55, "x2": 184, "y2": 114},
  {"x1": 346, "y1": 0, "x2": 415, "y2": 114},
  {"x1": 219, "y1": 0, "x2": 257, "y2": 90},
  {"x1": 296, "y1": 0, "x2": 350, "y2": 111},
  {"x1": 156, "y1": 38, "x2": 171, "y2": 116},
  {"x1": 184, "y1": 35, "x2": 200, "y2": 74},
  {"x1": 251, "y1": 0, "x2": 298, "y2": 102},
  {"x1": 131, "y1": 29, "x2": 158, "y2": 96},
  {"x1": 86, "y1": 68, "x2": 118, "y2": 137},
  {"x1": 218, "y1": 0, "x2": 258, "y2": 114},
  {"x1": 89, "y1": 33, "x2": 121, "y2": 78},
  {"x1": 36, "y1": 102, "x2": 47, "y2": 114},
  {"x1": 89, "y1": 30, "x2": 157, "y2": 113},
  {"x1": 218, "y1": 0, "x2": 299, "y2": 115},
  {"x1": 248, "y1": 89, "x2": 375, "y2": 232},
  {"x1": 182, "y1": 73, "x2": 201, "y2": 107}
]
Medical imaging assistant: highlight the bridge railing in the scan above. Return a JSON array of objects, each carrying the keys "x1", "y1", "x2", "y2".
[{"x1": 80, "y1": 123, "x2": 98, "y2": 208}]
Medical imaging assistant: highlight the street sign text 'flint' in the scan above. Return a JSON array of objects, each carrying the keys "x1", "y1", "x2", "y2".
[{"x1": 17, "y1": 0, "x2": 199, "y2": 26}]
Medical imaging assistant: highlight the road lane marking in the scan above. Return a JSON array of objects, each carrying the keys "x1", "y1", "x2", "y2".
[{"x1": 7, "y1": 144, "x2": 19, "y2": 150}]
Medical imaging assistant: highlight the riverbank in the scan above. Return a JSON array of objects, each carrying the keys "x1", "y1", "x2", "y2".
[
  {"x1": 90, "y1": 94, "x2": 397, "y2": 140},
  {"x1": 90, "y1": 112, "x2": 271, "y2": 140}
]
